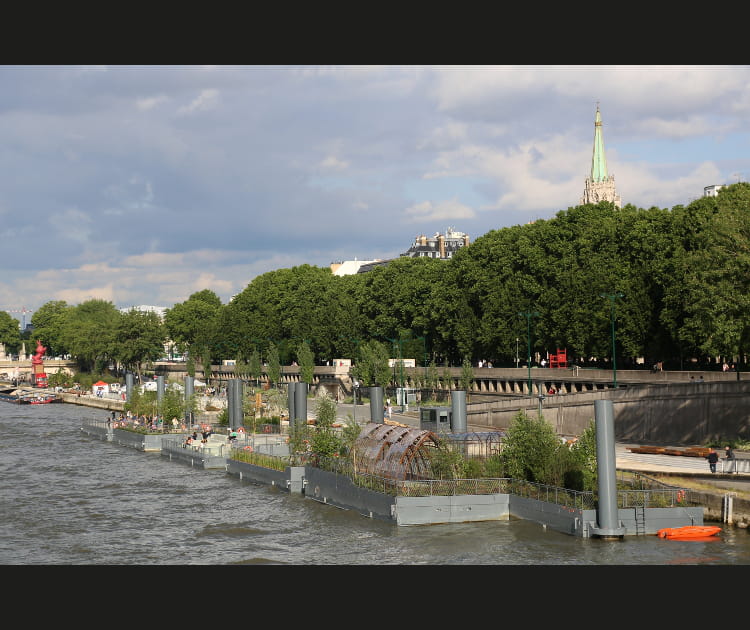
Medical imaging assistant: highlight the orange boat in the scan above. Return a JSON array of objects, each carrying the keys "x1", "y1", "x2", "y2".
[{"x1": 657, "y1": 526, "x2": 721, "y2": 539}]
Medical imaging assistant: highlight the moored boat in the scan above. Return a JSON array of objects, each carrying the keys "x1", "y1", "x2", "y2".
[
  {"x1": 657, "y1": 525, "x2": 722, "y2": 539},
  {"x1": 0, "y1": 387, "x2": 62, "y2": 404}
]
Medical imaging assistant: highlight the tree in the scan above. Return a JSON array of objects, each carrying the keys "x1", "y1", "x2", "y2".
[
  {"x1": 249, "y1": 349, "x2": 262, "y2": 388},
  {"x1": 59, "y1": 299, "x2": 120, "y2": 373},
  {"x1": 296, "y1": 340, "x2": 315, "y2": 385},
  {"x1": 499, "y1": 411, "x2": 566, "y2": 486},
  {"x1": 459, "y1": 356, "x2": 474, "y2": 393},
  {"x1": 311, "y1": 393, "x2": 344, "y2": 461},
  {"x1": 164, "y1": 290, "x2": 222, "y2": 361},
  {"x1": 352, "y1": 340, "x2": 390, "y2": 387},
  {"x1": 0, "y1": 311, "x2": 21, "y2": 354},
  {"x1": 266, "y1": 342, "x2": 281, "y2": 388},
  {"x1": 113, "y1": 308, "x2": 167, "y2": 382},
  {"x1": 29, "y1": 300, "x2": 70, "y2": 357}
]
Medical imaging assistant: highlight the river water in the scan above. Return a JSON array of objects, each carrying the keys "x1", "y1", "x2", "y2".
[{"x1": 2, "y1": 402, "x2": 750, "y2": 565}]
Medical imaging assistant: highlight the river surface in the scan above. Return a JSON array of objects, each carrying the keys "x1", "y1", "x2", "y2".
[{"x1": 2, "y1": 403, "x2": 750, "y2": 565}]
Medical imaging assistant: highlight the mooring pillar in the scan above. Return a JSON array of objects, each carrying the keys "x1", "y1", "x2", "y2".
[{"x1": 590, "y1": 399, "x2": 625, "y2": 538}]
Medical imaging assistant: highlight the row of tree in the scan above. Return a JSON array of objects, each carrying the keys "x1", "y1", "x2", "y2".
[{"x1": 4, "y1": 182, "x2": 750, "y2": 377}]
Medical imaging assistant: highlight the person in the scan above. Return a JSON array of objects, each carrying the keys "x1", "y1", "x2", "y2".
[
  {"x1": 541, "y1": 358, "x2": 547, "y2": 368},
  {"x1": 228, "y1": 429, "x2": 238, "y2": 443},
  {"x1": 191, "y1": 430, "x2": 199, "y2": 442},
  {"x1": 387, "y1": 402, "x2": 392, "y2": 419},
  {"x1": 706, "y1": 448, "x2": 719, "y2": 473},
  {"x1": 725, "y1": 445, "x2": 736, "y2": 473},
  {"x1": 183, "y1": 435, "x2": 194, "y2": 448},
  {"x1": 698, "y1": 375, "x2": 704, "y2": 383},
  {"x1": 201, "y1": 429, "x2": 210, "y2": 444}
]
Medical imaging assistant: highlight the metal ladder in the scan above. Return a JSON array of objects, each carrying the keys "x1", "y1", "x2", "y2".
[{"x1": 634, "y1": 504, "x2": 646, "y2": 535}]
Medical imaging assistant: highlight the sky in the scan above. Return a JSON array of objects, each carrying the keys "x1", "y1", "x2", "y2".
[{"x1": 3, "y1": 64, "x2": 750, "y2": 327}]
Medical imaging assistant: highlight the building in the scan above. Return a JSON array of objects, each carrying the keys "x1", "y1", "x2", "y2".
[
  {"x1": 704, "y1": 184, "x2": 724, "y2": 197},
  {"x1": 580, "y1": 105, "x2": 622, "y2": 208},
  {"x1": 329, "y1": 259, "x2": 382, "y2": 276},
  {"x1": 400, "y1": 227, "x2": 470, "y2": 260}
]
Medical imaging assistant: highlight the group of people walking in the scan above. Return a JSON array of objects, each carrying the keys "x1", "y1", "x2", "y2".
[{"x1": 705, "y1": 445, "x2": 736, "y2": 473}]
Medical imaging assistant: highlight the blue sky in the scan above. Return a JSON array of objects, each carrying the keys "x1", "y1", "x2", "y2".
[{"x1": 2, "y1": 65, "x2": 750, "y2": 325}]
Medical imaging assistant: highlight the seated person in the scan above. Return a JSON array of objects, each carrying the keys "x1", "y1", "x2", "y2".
[{"x1": 183, "y1": 436, "x2": 194, "y2": 448}]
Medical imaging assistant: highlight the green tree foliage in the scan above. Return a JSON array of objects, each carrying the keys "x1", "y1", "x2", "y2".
[
  {"x1": 266, "y1": 342, "x2": 281, "y2": 387},
  {"x1": 59, "y1": 299, "x2": 120, "y2": 373},
  {"x1": 29, "y1": 300, "x2": 70, "y2": 357},
  {"x1": 351, "y1": 340, "x2": 390, "y2": 386},
  {"x1": 499, "y1": 411, "x2": 569, "y2": 486},
  {"x1": 296, "y1": 340, "x2": 315, "y2": 385},
  {"x1": 0, "y1": 311, "x2": 21, "y2": 354},
  {"x1": 159, "y1": 385, "x2": 187, "y2": 427},
  {"x1": 164, "y1": 290, "x2": 222, "y2": 360},
  {"x1": 311, "y1": 393, "x2": 342, "y2": 459},
  {"x1": 249, "y1": 349, "x2": 262, "y2": 387},
  {"x1": 459, "y1": 356, "x2": 474, "y2": 393},
  {"x1": 113, "y1": 308, "x2": 167, "y2": 382}
]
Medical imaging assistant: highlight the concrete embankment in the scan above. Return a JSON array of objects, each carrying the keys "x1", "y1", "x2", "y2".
[{"x1": 60, "y1": 392, "x2": 125, "y2": 411}]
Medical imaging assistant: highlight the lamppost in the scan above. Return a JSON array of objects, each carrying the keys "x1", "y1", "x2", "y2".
[
  {"x1": 516, "y1": 337, "x2": 519, "y2": 368},
  {"x1": 600, "y1": 292, "x2": 624, "y2": 389},
  {"x1": 352, "y1": 378, "x2": 360, "y2": 424},
  {"x1": 518, "y1": 311, "x2": 539, "y2": 396}
]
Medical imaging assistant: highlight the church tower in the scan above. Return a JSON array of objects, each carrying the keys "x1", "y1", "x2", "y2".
[{"x1": 580, "y1": 105, "x2": 622, "y2": 208}]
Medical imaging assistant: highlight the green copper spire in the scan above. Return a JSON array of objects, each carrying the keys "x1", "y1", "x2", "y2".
[{"x1": 590, "y1": 104, "x2": 609, "y2": 183}]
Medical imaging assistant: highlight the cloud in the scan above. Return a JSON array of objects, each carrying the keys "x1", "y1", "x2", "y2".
[
  {"x1": 177, "y1": 88, "x2": 220, "y2": 115},
  {"x1": 404, "y1": 199, "x2": 476, "y2": 222}
]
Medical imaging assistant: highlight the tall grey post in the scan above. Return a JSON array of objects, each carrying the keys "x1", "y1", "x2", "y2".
[
  {"x1": 184, "y1": 376, "x2": 194, "y2": 427},
  {"x1": 233, "y1": 378, "x2": 244, "y2": 428},
  {"x1": 369, "y1": 386, "x2": 384, "y2": 423},
  {"x1": 294, "y1": 381, "x2": 307, "y2": 423},
  {"x1": 590, "y1": 399, "x2": 625, "y2": 538},
  {"x1": 125, "y1": 372, "x2": 134, "y2": 403},
  {"x1": 227, "y1": 379, "x2": 236, "y2": 429},
  {"x1": 287, "y1": 382, "x2": 297, "y2": 434},
  {"x1": 451, "y1": 390, "x2": 467, "y2": 433},
  {"x1": 156, "y1": 375, "x2": 165, "y2": 405}
]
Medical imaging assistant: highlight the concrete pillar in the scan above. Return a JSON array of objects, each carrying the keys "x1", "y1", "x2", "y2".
[
  {"x1": 295, "y1": 381, "x2": 308, "y2": 422},
  {"x1": 157, "y1": 375, "x2": 165, "y2": 404},
  {"x1": 451, "y1": 390, "x2": 467, "y2": 433},
  {"x1": 125, "y1": 372, "x2": 134, "y2": 402},
  {"x1": 227, "y1": 379, "x2": 236, "y2": 429},
  {"x1": 233, "y1": 378, "x2": 244, "y2": 428},
  {"x1": 590, "y1": 399, "x2": 625, "y2": 538},
  {"x1": 369, "y1": 386, "x2": 384, "y2": 423},
  {"x1": 184, "y1": 376, "x2": 194, "y2": 427},
  {"x1": 287, "y1": 382, "x2": 297, "y2": 434}
]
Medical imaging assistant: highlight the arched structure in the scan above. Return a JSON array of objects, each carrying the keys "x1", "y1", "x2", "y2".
[{"x1": 353, "y1": 422, "x2": 441, "y2": 481}]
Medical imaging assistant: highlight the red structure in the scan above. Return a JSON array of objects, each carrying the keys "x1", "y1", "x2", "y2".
[
  {"x1": 548, "y1": 348, "x2": 568, "y2": 369},
  {"x1": 31, "y1": 339, "x2": 48, "y2": 388}
]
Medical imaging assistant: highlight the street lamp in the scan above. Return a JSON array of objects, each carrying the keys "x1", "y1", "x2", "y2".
[
  {"x1": 518, "y1": 311, "x2": 539, "y2": 396},
  {"x1": 352, "y1": 378, "x2": 360, "y2": 424},
  {"x1": 516, "y1": 337, "x2": 519, "y2": 368},
  {"x1": 600, "y1": 292, "x2": 624, "y2": 389}
]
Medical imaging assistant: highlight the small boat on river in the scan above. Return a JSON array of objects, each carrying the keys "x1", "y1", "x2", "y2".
[
  {"x1": 657, "y1": 525, "x2": 722, "y2": 539},
  {"x1": 0, "y1": 386, "x2": 63, "y2": 405}
]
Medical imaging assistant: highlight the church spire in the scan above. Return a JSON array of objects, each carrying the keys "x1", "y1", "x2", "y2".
[
  {"x1": 580, "y1": 104, "x2": 622, "y2": 208},
  {"x1": 591, "y1": 103, "x2": 609, "y2": 182}
]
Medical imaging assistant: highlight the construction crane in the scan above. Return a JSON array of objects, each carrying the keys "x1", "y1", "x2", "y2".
[{"x1": 2, "y1": 307, "x2": 33, "y2": 330}]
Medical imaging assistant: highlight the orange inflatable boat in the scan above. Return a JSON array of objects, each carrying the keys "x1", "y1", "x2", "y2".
[{"x1": 657, "y1": 526, "x2": 721, "y2": 539}]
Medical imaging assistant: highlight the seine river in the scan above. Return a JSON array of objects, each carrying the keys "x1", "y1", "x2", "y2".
[{"x1": 2, "y1": 402, "x2": 750, "y2": 566}]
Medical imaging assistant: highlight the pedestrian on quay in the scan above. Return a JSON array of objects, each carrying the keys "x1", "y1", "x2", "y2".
[
  {"x1": 706, "y1": 448, "x2": 719, "y2": 473},
  {"x1": 725, "y1": 445, "x2": 736, "y2": 473}
]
